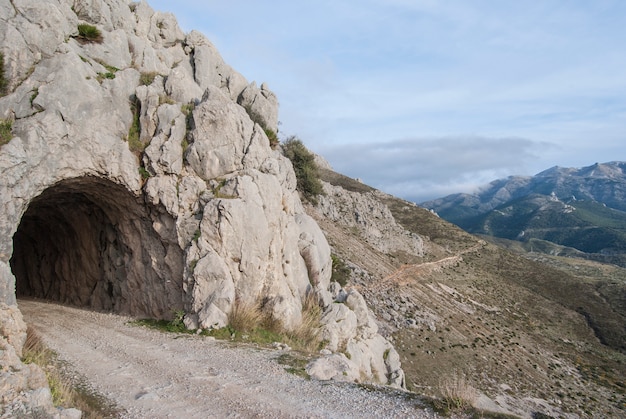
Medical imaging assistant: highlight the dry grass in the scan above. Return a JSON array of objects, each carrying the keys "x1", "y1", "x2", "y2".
[
  {"x1": 439, "y1": 371, "x2": 478, "y2": 411},
  {"x1": 22, "y1": 327, "x2": 72, "y2": 405},
  {"x1": 21, "y1": 326, "x2": 120, "y2": 418},
  {"x1": 227, "y1": 292, "x2": 322, "y2": 352},
  {"x1": 228, "y1": 297, "x2": 266, "y2": 332},
  {"x1": 285, "y1": 291, "x2": 322, "y2": 350}
]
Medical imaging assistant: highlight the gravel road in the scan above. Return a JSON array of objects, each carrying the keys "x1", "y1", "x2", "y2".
[{"x1": 19, "y1": 300, "x2": 440, "y2": 418}]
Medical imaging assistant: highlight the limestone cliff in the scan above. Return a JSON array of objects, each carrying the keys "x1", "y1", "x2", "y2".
[{"x1": 0, "y1": 0, "x2": 403, "y2": 413}]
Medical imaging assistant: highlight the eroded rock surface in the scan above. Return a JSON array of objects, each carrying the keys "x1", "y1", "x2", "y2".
[
  {"x1": 317, "y1": 183, "x2": 424, "y2": 257},
  {"x1": 0, "y1": 1, "x2": 405, "y2": 412}
]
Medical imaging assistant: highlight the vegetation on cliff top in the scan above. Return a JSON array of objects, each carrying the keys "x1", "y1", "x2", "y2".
[{"x1": 282, "y1": 137, "x2": 324, "y2": 204}]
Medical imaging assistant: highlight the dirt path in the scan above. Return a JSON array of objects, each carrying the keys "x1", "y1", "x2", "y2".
[{"x1": 19, "y1": 299, "x2": 438, "y2": 419}]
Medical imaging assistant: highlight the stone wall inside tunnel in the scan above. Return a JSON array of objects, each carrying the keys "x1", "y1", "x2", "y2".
[{"x1": 10, "y1": 176, "x2": 184, "y2": 320}]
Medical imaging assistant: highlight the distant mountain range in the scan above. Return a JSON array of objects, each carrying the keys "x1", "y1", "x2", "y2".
[{"x1": 422, "y1": 161, "x2": 626, "y2": 266}]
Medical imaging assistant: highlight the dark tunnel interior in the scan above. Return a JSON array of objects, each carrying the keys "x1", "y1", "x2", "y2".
[{"x1": 10, "y1": 176, "x2": 184, "y2": 319}]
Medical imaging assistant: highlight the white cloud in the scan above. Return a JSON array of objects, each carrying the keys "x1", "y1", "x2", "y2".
[{"x1": 316, "y1": 136, "x2": 554, "y2": 202}]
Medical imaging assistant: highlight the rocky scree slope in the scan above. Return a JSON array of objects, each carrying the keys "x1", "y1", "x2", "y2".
[
  {"x1": 310, "y1": 168, "x2": 626, "y2": 418},
  {"x1": 0, "y1": 0, "x2": 403, "y2": 415}
]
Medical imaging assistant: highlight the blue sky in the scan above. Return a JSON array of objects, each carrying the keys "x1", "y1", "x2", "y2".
[{"x1": 148, "y1": 0, "x2": 626, "y2": 202}]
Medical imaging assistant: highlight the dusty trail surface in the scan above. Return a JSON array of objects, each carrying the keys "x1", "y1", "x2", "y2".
[{"x1": 19, "y1": 300, "x2": 436, "y2": 418}]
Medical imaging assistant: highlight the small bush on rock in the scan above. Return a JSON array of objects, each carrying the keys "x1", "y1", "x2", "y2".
[
  {"x1": 126, "y1": 96, "x2": 144, "y2": 154},
  {"x1": 264, "y1": 128, "x2": 279, "y2": 149},
  {"x1": 76, "y1": 24, "x2": 103, "y2": 43},
  {"x1": 282, "y1": 136, "x2": 324, "y2": 204}
]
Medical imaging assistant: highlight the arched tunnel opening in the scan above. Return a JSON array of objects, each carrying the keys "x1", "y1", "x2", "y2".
[{"x1": 10, "y1": 176, "x2": 184, "y2": 320}]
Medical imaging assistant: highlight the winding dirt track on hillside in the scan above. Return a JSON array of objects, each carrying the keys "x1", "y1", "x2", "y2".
[
  {"x1": 19, "y1": 300, "x2": 439, "y2": 419},
  {"x1": 369, "y1": 242, "x2": 486, "y2": 291}
]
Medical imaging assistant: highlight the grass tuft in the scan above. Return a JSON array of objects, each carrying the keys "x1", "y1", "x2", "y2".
[
  {"x1": 438, "y1": 372, "x2": 478, "y2": 411},
  {"x1": 76, "y1": 24, "x2": 103, "y2": 43},
  {"x1": 0, "y1": 118, "x2": 13, "y2": 146},
  {"x1": 131, "y1": 294, "x2": 322, "y2": 353},
  {"x1": 139, "y1": 71, "x2": 158, "y2": 86},
  {"x1": 0, "y1": 52, "x2": 7, "y2": 96},
  {"x1": 264, "y1": 128, "x2": 279, "y2": 149},
  {"x1": 286, "y1": 291, "x2": 322, "y2": 349}
]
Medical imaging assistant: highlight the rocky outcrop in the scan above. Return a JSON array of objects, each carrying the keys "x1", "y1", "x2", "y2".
[
  {"x1": 309, "y1": 285, "x2": 405, "y2": 388},
  {"x1": 317, "y1": 182, "x2": 424, "y2": 257},
  {"x1": 0, "y1": 0, "x2": 405, "y2": 408}
]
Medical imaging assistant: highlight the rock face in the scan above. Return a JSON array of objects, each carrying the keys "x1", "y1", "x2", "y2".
[
  {"x1": 310, "y1": 286, "x2": 405, "y2": 388},
  {"x1": 317, "y1": 183, "x2": 424, "y2": 257},
  {"x1": 0, "y1": 0, "x2": 404, "y2": 409}
]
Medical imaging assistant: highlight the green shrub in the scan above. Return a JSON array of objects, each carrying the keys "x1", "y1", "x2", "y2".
[
  {"x1": 126, "y1": 96, "x2": 144, "y2": 153},
  {"x1": 0, "y1": 52, "x2": 7, "y2": 96},
  {"x1": 138, "y1": 167, "x2": 150, "y2": 180},
  {"x1": 94, "y1": 60, "x2": 118, "y2": 83},
  {"x1": 264, "y1": 128, "x2": 279, "y2": 149},
  {"x1": 29, "y1": 88, "x2": 39, "y2": 105},
  {"x1": 282, "y1": 136, "x2": 324, "y2": 204},
  {"x1": 182, "y1": 102, "x2": 195, "y2": 132},
  {"x1": 77, "y1": 24, "x2": 103, "y2": 43},
  {"x1": 96, "y1": 60, "x2": 119, "y2": 74},
  {"x1": 0, "y1": 119, "x2": 13, "y2": 146}
]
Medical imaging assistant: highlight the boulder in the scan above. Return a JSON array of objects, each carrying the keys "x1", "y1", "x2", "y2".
[{"x1": 306, "y1": 353, "x2": 360, "y2": 383}]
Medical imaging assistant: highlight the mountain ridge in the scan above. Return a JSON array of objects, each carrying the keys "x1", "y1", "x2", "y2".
[
  {"x1": 421, "y1": 161, "x2": 626, "y2": 266},
  {"x1": 424, "y1": 161, "x2": 626, "y2": 214}
]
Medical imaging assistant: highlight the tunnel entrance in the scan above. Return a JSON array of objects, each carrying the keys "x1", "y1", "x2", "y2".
[{"x1": 10, "y1": 176, "x2": 184, "y2": 319}]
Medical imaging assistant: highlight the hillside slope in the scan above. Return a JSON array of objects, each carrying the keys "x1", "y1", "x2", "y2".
[{"x1": 310, "y1": 168, "x2": 626, "y2": 418}]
